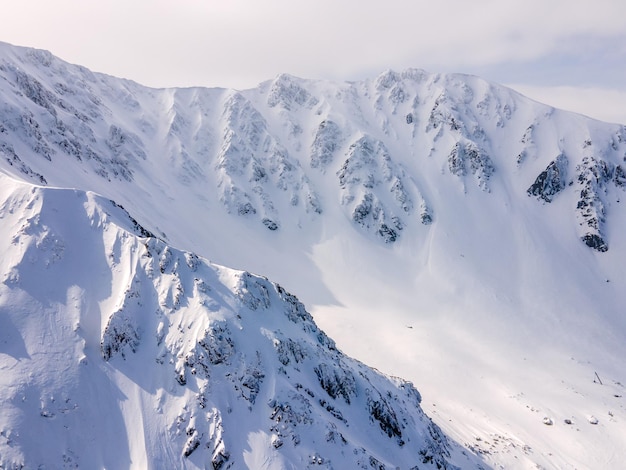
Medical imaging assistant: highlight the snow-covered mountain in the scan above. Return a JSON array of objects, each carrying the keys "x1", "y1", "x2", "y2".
[
  {"x1": 0, "y1": 41, "x2": 625, "y2": 469},
  {"x1": 0, "y1": 174, "x2": 471, "y2": 469}
]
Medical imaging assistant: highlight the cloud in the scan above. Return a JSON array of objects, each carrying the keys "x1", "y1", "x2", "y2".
[
  {"x1": 160, "y1": 0, "x2": 626, "y2": 87},
  {"x1": 3, "y1": 0, "x2": 626, "y2": 115},
  {"x1": 507, "y1": 84, "x2": 626, "y2": 125}
]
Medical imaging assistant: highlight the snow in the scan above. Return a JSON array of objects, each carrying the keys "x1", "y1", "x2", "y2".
[
  {"x1": 0, "y1": 173, "x2": 466, "y2": 468},
  {"x1": 0, "y1": 40, "x2": 625, "y2": 469}
]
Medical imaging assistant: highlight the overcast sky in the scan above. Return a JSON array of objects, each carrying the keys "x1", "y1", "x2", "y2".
[{"x1": 3, "y1": 0, "x2": 626, "y2": 123}]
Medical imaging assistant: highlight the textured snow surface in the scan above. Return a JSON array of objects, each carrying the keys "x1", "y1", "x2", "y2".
[
  {"x1": 0, "y1": 41, "x2": 625, "y2": 469},
  {"x1": 0, "y1": 175, "x2": 471, "y2": 469}
]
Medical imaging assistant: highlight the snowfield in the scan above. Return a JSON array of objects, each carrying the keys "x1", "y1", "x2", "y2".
[{"x1": 0, "y1": 41, "x2": 625, "y2": 469}]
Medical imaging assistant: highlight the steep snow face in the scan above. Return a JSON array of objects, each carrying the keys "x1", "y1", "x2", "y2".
[
  {"x1": 1, "y1": 42, "x2": 626, "y2": 469},
  {"x1": 0, "y1": 174, "x2": 476, "y2": 469}
]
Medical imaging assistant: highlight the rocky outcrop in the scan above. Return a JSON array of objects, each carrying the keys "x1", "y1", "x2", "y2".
[
  {"x1": 337, "y1": 135, "x2": 431, "y2": 242},
  {"x1": 447, "y1": 140, "x2": 495, "y2": 191},
  {"x1": 216, "y1": 92, "x2": 322, "y2": 227},
  {"x1": 310, "y1": 119, "x2": 342, "y2": 169},
  {"x1": 267, "y1": 73, "x2": 319, "y2": 111},
  {"x1": 527, "y1": 154, "x2": 569, "y2": 202},
  {"x1": 0, "y1": 59, "x2": 144, "y2": 181},
  {"x1": 575, "y1": 156, "x2": 614, "y2": 252}
]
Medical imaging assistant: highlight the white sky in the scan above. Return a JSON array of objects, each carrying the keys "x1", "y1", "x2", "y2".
[{"x1": 3, "y1": 0, "x2": 626, "y2": 123}]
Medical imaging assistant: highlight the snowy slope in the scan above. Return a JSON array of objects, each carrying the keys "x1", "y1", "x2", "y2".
[
  {"x1": 0, "y1": 41, "x2": 625, "y2": 469},
  {"x1": 0, "y1": 173, "x2": 476, "y2": 469}
]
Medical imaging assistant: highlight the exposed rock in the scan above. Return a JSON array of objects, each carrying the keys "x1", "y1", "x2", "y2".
[
  {"x1": 267, "y1": 73, "x2": 319, "y2": 110},
  {"x1": 0, "y1": 142, "x2": 47, "y2": 184},
  {"x1": 311, "y1": 120, "x2": 341, "y2": 169},
  {"x1": 314, "y1": 363, "x2": 357, "y2": 404},
  {"x1": 236, "y1": 272, "x2": 271, "y2": 311},
  {"x1": 109, "y1": 200, "x2": 155, "y2": 239},
  {"x1": 447, "y1": 141, "x2": 494, "y2": 191},
  {"x1": 186, "y1": 323, "x2": 235, "y2": 373},
  {"x1": 614, "y1": 165, "x2": 626, "y2": 187},
  {"x1": 262, "y1": 218, "x2": 279, "y2": 231},
  {"x1": 527, "y1": 154, "x2": 569, "y2": 202},
  {"x1": 367, "y1": 392, "x2": 403, "y2": 441},
  {"x1": 581, "y1": 233, "x2": 608, "y2": 252},
  {"x1": 448, "y1": 142, "x2": 466, "y2": 177},
  {"x1": 217, "y1": 92, "x2": 322, "y2": 225},
  {"x1": 426, "y1": 93, "x2": 462, "y2": 135},
  {"x1": 375, "y1": 70, "x2": 401, "y2": 90},
  {"x1": 101, "y1": 311, "x2": 140, "y2": 361},
  {"x1": 575, "y1": 156, "x2": 614, "y2": 252},
  {"x1": 337, "y1": 136, "x2": 427, "y2": 241}
]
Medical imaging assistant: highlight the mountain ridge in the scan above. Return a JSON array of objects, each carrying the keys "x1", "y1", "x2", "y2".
[
  {"x1": 2, "y1": 41, "x2": 625, "y2": 254},
  {"x1": 0, "y1": 41, "x2": 625, "y2": 469},
  {"x1": 0, "y1": 172, "x2": 475, "y2": 469}
]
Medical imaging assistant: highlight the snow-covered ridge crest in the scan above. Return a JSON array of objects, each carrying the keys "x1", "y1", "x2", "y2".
[
  {"x1": 0, "y1": 173, "x2": 472, "y2": 469},
  {"x1": 1, "y1": 42, "x2": 625, "y2": 250}
]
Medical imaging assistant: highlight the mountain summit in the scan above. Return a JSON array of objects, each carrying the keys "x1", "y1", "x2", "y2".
[{"x1": 0, "y1": 42, "x2": 625, "y2": 469}]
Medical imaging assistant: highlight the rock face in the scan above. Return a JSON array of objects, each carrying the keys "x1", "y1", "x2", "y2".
[
  {"x1": 310, "y1": 119, "x2": 341, "y2": 169},
  {"x1": 216, "y1": 92, "x2": 321, "y2": 229},
  {"x1": 447, "y1": 140, "x2": 495, "y2": 191},
  {"x1": 0, "y1": 174, "x2": 468, "y2": 469},
  {"x1": 527, "y1": 154, "x2": 569, "y2": 202},
  {"x1": 574, "y1": 156, "x2": 615, "y2": 252},
  {"x1": 337, "y1": 136, "x2": 424, "y2": 242},
  {"x1": 524, "y1": 141, "x2": 626, "y2": 251}
]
